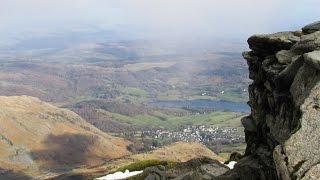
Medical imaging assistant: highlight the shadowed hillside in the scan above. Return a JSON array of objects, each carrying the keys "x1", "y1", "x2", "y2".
[
  {"x1": 0, "y1": 96, "x2": 131, "y2": 178},
  {"x1": 0, "y1": 168, "x2": 32, "y2": 180},
  {"x1": 31, "y1": 133, "x2": 100, "y2": 172}
]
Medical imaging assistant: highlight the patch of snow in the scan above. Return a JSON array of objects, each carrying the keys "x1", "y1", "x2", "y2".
[
  {"x1": 96, "y1": 170, "x2": 143, "y2": 180},
  {"x1": 226, "y1": 161, "x2": 237, "y2": 169}
]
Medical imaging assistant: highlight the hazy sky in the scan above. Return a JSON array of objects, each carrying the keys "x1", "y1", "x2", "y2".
[{"x1": 0, "y1": 0, "x2": 319, "y2": 38}]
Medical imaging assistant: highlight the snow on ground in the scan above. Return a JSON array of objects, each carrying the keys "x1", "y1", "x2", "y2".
[
  {"x1": 96, "y1": 161, "x2": 236, "y2": 179},
  {"x1": 226, "y1": 161, "x2": 237, "y2": 169},
  {"x1": 96, "y1": 170, "x2": 143, "y2": 180}
]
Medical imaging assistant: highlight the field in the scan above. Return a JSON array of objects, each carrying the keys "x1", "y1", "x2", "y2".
[{"x1": 111, "y1": 111, "x2": 244, "y2": 129}]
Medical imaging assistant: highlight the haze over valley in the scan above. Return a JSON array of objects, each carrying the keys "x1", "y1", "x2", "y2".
[
  {"x1": 0, "y1": 26, "x2": 250, "y2": 154},
  {"x1": 0, "y1": 27, "x2": 251, "y2": 179},
  {"x1": 0, "y1": 0, "x2": 319, "y2": 179}
]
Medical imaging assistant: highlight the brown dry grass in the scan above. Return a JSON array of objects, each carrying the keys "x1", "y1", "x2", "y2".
[
  {"x1": 0, "y1": 96, "x2": 131, "y2": 177},
  {"x1": 69, "y1": 141, "x2": 225, "y2": 179}
]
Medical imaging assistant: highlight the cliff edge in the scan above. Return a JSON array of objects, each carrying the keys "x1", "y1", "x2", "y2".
[{"x1": 222, "y1": 21, "x2": 320, "y2": 179}]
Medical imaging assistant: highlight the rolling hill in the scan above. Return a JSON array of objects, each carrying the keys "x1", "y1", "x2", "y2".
[{"x1": 0, "y1": 96, "x2": 131, "y2": 179}]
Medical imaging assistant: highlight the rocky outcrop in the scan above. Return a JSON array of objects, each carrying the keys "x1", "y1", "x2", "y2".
[
  {"x1": 225, "y1": 21, "x2": 320, "y2": 179},
  {"x1": 131, "y1": 157, "x2": 229, "y2": 180}
]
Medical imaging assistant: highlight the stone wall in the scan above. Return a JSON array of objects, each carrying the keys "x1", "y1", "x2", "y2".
[{"x1": 223, "y1": 22, "x2": 320, "y2": 180}]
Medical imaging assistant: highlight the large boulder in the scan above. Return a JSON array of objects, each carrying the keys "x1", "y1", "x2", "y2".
[
  {"x1": 304, "y1": 50, "x2": 320, "y2": 70},
  {"x1": 291, "y1": 31, "x2": 320, "y2": 54},
  {"x1": 302, "y1": 21, "x2": 320, "y2": 34},
  {"x1": 247, "y1": 32, "x2": 301, "y2": 54}
]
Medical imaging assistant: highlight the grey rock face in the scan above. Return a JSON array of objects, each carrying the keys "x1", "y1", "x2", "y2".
[
  {"x1": 302, "y1": 21, "x2": 320, "y2": 34},
  {"x1": 247, "y1": 32, "x2": 301, "y2": 54},
  {"x1": 291, "y1": 31, "x2": 320, "y2": 54},
  {"x1": 143, "y1": 166, "x2": 167, "y2": 180},
  {"x1": 302, "y1": 164, "x2": 320, "y2": 180},
  {"x1": 241, "y1": 116, "x2": 257, "y2": 132},
  {"x1": 284, "y1": 63, "x2": 320, "y2": 179},
  {"x1": 172, "y1": 163, "x2": 228, "y2": 180},
  {"x1": 304, "y1": 50, "x2": 320, "y2": 70},
  {"x1": 276, "y1": 50, "x2": 297, "y2": 64},
  {"x1": 218, "y1": 155, "x2": 278, "y2": 180},
  {"x1": 221, "y1": 22, "x2": 320, "y2": 179}
]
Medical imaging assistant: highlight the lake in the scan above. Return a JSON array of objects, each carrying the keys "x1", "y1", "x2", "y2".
[{"x1": 149, "y1": 99, "x2": 250, "y2": 113}]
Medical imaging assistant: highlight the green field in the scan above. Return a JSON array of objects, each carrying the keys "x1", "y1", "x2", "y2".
[{"x1": 111, "y1": 111, "x2": 245, "y2": 130}]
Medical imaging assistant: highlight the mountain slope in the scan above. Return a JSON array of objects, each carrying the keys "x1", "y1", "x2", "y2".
[
  {"x1": 0, "y1": 96, "x2": 131, "y2": 178},
  {"x1": 53, "y1": 142, "x2": 226, "y2": 180}
]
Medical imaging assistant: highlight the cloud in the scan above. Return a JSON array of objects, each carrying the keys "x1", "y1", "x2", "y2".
[
  {"x1": 111, "y1": 0, "x2": 300, "y2": 37},
  {"x1": 0, "y1": 0, "x2": 319, "y2": 38}
]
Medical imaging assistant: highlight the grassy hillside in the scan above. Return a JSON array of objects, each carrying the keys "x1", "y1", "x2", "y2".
[
  {"x1": 54, "y1": 142, "x2": 225, "y2": 179},
  {"x1": 0, "y1": 96, "x2": 131, "y2": 178}
]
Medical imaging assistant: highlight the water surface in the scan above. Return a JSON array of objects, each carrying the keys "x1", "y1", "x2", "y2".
[{"x1": 149, "y1": 99, "x2": 250, "y2": 113}]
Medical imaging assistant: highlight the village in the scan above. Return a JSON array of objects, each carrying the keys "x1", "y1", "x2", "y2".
[{"x1": 141, "y1": 125, "x2": 245, "y2": 147}]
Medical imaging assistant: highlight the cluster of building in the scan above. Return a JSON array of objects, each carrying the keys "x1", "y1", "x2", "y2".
[{"x1": 141, "y1": 125, "x2": 245, "y2": 145}]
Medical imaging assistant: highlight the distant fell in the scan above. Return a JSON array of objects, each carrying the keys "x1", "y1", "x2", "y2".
[{"x1": 0, "y1": 96, "x2": 131, "y2": 179}]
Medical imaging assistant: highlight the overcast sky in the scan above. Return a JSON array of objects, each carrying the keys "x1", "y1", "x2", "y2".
[{"x1": 0, "y1": 0, "x2": 319, "y2": 38}]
